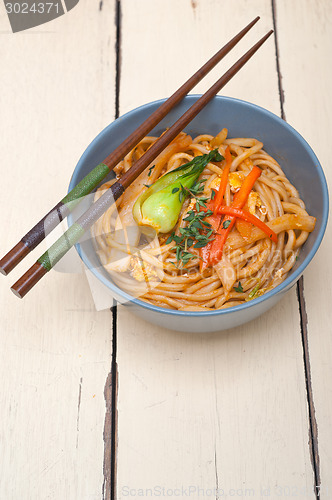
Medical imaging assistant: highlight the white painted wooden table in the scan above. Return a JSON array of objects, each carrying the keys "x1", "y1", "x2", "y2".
[{"x1": 0, "y1": 1, "x2": 331, "y2": 499}]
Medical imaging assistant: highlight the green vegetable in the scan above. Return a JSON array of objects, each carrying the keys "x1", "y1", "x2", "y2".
[
  {"x1": 248, "y1": 283, "x2": 261, "y2": 299},
  {"x1": 164, "y1": 175, "x2": 216, "y2": 267},
  {"x1": 233, "y1": 282, "x2": 244, "y2": 293},
  {"x1": 133, "y1": 149, "x2": 222, "y2": 235},
  {"x1": 167, "y1": 205, "x2": 215, "y2": 267}
]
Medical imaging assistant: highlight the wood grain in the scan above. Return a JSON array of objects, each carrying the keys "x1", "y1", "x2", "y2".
[
  {"x1": 115, "y1": 0, "x2": 316, "y2": 498},
  {"x1": 1, "y1": 0, "x2": 331, "y2": 498},
  {"x1": 0, "y1": 0, "x2": 116, "y2": 498},
  {"x1": 276, "y1": 1, "x2": 332, "y2": 496}
]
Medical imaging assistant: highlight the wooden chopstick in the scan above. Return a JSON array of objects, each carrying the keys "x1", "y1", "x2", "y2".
[
  {"x1": 11, "y1": 29, "x2": 273, "y2": 299},
  {"x1": 0, "y1": 17, "x2": 260, "y2": 277}
]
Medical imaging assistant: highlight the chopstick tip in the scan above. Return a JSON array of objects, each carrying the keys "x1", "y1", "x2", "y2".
[
  {"x1": 260, "y1": 29, "x2": 274, "y2": 43},
  {"x1": 10, "y1": 286, "x2": 23, "y2": 299},
  {"x1": 249, "y1": 16, "x2": 260, "y2": 27},
  {"x1": 0, "y1": 266, "x2": 8, "y2": 276},
  {"x1": 10, "y1": 261, "x2": 48, "y2": 299}
]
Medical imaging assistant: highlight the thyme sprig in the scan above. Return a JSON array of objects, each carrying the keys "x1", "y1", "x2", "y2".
[
  {"x1": 166, "y1": 178, "x2": 215, "y2": 267},
  {"x1": 233, "y1": 281, "x2": 244, "y2": 293}
]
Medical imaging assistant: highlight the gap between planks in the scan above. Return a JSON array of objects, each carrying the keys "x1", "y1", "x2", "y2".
[
  {"x1": 102, "y1": 303, "x2": 118, "y2": 500},
  {"x1": 102, "y1": 1, "x2": 121, "y2": 499},
  {"x1": 271, "y1": 0, "x2": 321, "y2": 497},
  {"x1": 101, "y1": 2, "x2": 322, "y2": 498}
]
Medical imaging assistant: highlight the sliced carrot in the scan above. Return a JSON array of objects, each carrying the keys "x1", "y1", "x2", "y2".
[
  {"x1": 213, "y1": 146, "x2": 232, "y2": 214},
  {"x1": 232, "y1": 166, "x2": 262, "y2": 208},
  {"x1": 204, "y1": 166, "x2": 262, "y2": 266}
]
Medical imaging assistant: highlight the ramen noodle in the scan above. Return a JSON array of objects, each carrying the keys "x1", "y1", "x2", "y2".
[{"x1": 92, "y1": 129, "x2": 316, "y2": 311}]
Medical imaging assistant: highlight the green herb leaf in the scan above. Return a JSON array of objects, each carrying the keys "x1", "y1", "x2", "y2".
[
  {"x1": 192, "y1": 220, "x2": 204, "y2": 230},
  {"x1": 164, "y1": 169, "x2": 222, "y2": 267},
  {"x1": 189, "y1": 178, "x2": 206, "y2": 196},
  {"x1": 178, "y1": 183, "x2": 187, "y2": 203},
  {"x1": 176, "y1": 246, "x2": 181, "y2": 263},
  {"x1": 194, "y1": 240, "x2": 209, "y2": 249},
  {"x1": 233, "y1": 282, "x2": 244, "y2": 293},
  {"x1": 165, "y1": 233, "x2": 174, "y2": 245},
  {"x1": 173, "y1": 234, "x2": 183, "y2": 245},
  {"x1": 148, "y1": 165, "x2": 155, "y2": 177},
  {"x1": 183, "y1": 211, "x2": 196, "y2": 222},
  {"x1": 222, "y1": 220, "x2": 231, "y2": 229},
  {"x1": 172, "y1": 187, "x2": 180, "y2": 194}
]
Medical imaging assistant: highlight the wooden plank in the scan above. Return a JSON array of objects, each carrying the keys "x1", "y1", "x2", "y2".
[
  {"x1": 276, "y1": 1, "x2": 332, "y2": 496},
  {"x1": 116, "y1": 0, "x2": 315, "y2": 498},
  {"x1": 119, "y1": 0, "x2": 280, "y2": 114},
  {"x1": 0, "y1": 1, "x2": 116, "y2": 498}
]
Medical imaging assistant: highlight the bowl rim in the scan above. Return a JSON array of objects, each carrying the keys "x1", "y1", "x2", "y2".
[{"x1": 69, "y1": 95, "x2": 329, "y2": 317}]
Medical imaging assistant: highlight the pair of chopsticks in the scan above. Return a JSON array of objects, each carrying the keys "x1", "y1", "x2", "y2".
[{"x1": 0, "y1": 17, "x2": 273, "y2": 298}]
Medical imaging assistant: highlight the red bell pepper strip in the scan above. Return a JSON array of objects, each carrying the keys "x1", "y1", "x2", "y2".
[
  {"x1": 217, "y1": 206, "x2": 277, "y2": 243},
  {"x1": 202, "y1": 165, "x2": 262, "y2": 267},
  {"x1": 199, "y1": 205, "x2": 220, "y2": 269}
]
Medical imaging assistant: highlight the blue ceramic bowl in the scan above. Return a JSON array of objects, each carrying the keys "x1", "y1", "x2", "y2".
[{"x1": 68, "y1": 96, "x2": 329, "y2": 332}]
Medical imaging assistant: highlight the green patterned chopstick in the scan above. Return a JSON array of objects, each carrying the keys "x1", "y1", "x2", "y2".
[
  {"x1": 10, "y1": 28, "x2": 273, "y2": 298},
  {"x1": 0, "y1": 17, "x2": 259, "y2": 276}
]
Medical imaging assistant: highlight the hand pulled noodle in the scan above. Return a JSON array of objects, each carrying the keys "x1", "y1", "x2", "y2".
[{"x1": 92, "y1": 128, "x2": 316, "y2": 311}]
